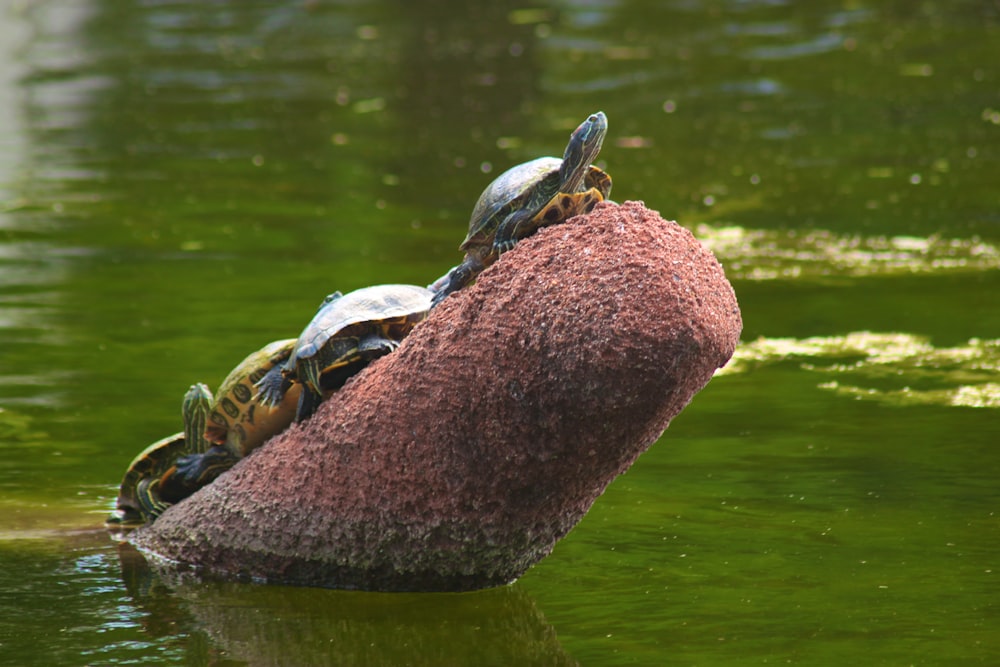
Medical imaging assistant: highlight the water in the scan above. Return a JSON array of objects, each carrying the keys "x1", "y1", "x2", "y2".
[{"x1": 1, "y1": 1, "x2": 998, "y2": 664}]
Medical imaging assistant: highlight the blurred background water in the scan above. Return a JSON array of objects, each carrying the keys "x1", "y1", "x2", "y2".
[{"x1": 0, "y1": 1, "x2": 997, "y2": 665}]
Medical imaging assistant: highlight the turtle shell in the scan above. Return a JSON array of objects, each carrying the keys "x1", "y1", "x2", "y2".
[
  {"x1": 205, "y1": 338, "x2": 301, "y2": 457},
  {"x1": 461, "y1": 111, "x2": 608, "y2": 252},
  {"x1": 427, "y1": 113, "x2": 609, "y2": 308},
  {"x1": 461, "y1": 157, "x2": 562, "y2": 251},
  {"x1": 106, "y1": 431, "x2": 187, "y2": 528},
  {"x1": 285, "y1": 284, "x2": 433, "y2": 394}
]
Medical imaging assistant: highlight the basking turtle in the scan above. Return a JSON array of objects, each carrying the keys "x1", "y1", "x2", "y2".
[
  {"x1": 106, "y1": 382, "x2": 213, "y2": 528},
  {"x1": 429, "y1": 111, "x2": 611, "y2": 305},
  {"x1": 256, "y1": 284, "x2": 434, "y2": 421},
  {"x1": 170, "y1": 338, "x2": 303, "y2": 489}
]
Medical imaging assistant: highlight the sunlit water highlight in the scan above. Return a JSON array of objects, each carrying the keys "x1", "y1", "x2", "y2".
[{"x1": 725, "y1": 332, "x2": 1000, "y2": 408}]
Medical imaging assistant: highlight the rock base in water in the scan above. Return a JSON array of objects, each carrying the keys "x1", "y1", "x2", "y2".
[{"x1": 130, "y1": 201, "x2": 742, "y2": 591}]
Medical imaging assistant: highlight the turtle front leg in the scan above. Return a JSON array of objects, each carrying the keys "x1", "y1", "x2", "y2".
[
  {"x1": 357, "y1": 333, "x2": 399, "y2": 359},
  {"x1": 428, "y1": 265, "x2": 458, "y2": 294},
  {"x1": 495, "y1": 189, "x2": 605, "y2": 254},
  {"x1": 295, "y1": 385, "x2": 324, "y2": 422},
  {"x1": 492, "y1": 208, "x2": 534, "y2": 254},
  {"x1": 166, "y1": 445, "x2": 241, "y2": 500},
  {"x1": 255, "y1": 365, "x2": 290, "y2": 407}
]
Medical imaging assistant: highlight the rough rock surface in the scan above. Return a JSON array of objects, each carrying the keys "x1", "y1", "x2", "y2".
[{"x1": 130, "y1": 201, "x2": 742, "y2": 591}]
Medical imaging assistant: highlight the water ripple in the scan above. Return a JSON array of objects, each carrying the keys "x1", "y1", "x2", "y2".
[{"x1": 743, "y1": 32, "x2": 844, "y2": 60}]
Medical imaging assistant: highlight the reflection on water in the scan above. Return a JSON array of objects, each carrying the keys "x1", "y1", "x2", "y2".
[
  {"x1": 114, "y1": 544, "x2": 578, "y2": 666},
  {"x1": 724, "y1": 332, "x2": 1000, "y2": 408}
]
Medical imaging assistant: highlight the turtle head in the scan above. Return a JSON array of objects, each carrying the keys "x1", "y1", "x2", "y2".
[
  {"x1": 316, "y1": 291, "x2": 343, "y2": 313},
  {"x1": 181, "y1": 382, "x2": 214, "y2": 451},
  {"x1": 558, "y1": 111, "x2": 607, "y2": 192}
]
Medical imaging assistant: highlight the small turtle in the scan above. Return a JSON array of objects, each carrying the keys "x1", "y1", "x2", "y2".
[
  {"x1": 256, "y1": 284, "x2": 434, "y2": 421},
  {"x1": 170, "y1": 338, "x2": 303, "y2": 489},
  {"x1": 429, "y1": 111, "x2": 611, "y2": 305},
  {"x1": 106, "y1": 382, "x2": 213, "y2": 528}
]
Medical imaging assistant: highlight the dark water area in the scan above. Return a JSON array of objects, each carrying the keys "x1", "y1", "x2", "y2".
[{"x1": 1, "y1": 1, "x2": 997, "y2": 665}]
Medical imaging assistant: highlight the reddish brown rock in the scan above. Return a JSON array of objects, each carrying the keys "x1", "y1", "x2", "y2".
[{"x1": 130, "y1": 201, "x2": 742, "y2": 591}]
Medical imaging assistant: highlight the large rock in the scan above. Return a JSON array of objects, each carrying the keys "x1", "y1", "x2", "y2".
[{"x1": 130, "y1": 201, "x2": 742, "y2": 591}]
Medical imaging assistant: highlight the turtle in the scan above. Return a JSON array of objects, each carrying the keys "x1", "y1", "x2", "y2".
[
  {"x1": 106, "y1": 382, "x2": 214, "y2": 529},
  {"x1": 168, "y1": 338, "x2": 304, "y2": 489},
  {"x1": 256, "y1": 284, "x2": 434, "y2": 421},
  {"x1": 429, "y1": 111, "x2": 612, "y2": 305}
]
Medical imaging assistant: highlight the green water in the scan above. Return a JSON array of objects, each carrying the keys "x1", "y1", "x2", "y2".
[{"x1": 1, "y1": 1, "x2": 997, "y2": 664}]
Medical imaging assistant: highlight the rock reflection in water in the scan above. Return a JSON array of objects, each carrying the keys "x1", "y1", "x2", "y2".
[{"x1": 116, "y1": 543, "x2": 578, "y2": 666}]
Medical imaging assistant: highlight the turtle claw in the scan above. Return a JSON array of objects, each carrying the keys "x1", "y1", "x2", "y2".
[
  {"x1": 428, "y1": 266, "x2": 457, "y2": 294},
  {"x1": 170, "y1": 445, "x2": 240, "y2": 494},
  {"x1": 494, "y1": 238, "x2": 517, "y2": 255},
  {"x1": 358, "y1": 333, "x2": 398, "y2": 357},
  {"x1": 492, "y1": 209, "x2": 529, "y2": 255},
  {"x1": 430, "y1": 257, "x2": 483, "y2": 307},
  {"x1": 430, "y1": 285, "x2": 452, "y2": 307},
  {"x1": 254, "y1": 366, "x2": 288, "y2": 407}
]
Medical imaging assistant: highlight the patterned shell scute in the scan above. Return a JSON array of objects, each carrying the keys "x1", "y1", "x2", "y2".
[
  {"x1": 215, "y1": 339, "x2": 296, "y2": 402},
  {"x1": 295, "y1": 284, "x2": 434, "y2": 360},
  {"x1": 464, "y1": 157, "x2": 562, "y2": 246},
  {"x1": 206, "y1": 338, "x2": 298, "y2": 450}
]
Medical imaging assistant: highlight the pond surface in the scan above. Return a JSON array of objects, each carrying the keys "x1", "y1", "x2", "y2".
[{"x1": 1, "y1": 1, "x2": 998, "y2": 665}]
